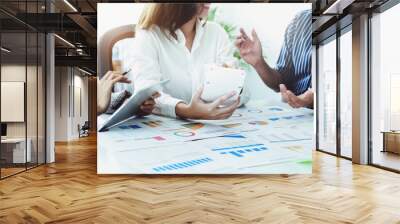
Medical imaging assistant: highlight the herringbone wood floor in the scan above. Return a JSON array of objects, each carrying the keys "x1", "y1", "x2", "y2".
[{"x1": 1, "y1": 135, "x2": 400, "y2": 224}]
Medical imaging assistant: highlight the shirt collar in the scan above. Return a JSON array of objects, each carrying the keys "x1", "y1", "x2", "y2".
[{"x1": 173, "y1": 19, "x2": 205, "y2": 51}]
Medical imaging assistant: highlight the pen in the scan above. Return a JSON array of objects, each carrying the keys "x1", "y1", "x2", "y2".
[{"x1": 122, "y1": 68, "x2": 132, "y2": 76}]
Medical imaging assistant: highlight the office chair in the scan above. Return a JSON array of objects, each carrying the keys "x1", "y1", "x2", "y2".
[
  {"x1": 97, "y1": 24, "x2": 136, "y2": 78},
  {"x1": 79, "y1": 121, "x2": 90, "y2": 138}
]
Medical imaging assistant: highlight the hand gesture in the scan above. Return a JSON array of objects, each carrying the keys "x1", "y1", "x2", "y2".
[
  {"x1": 235, "y1": 28, "x2": 263, "y2": 66},
  {"x1": 280, "y1": 84, "x2": 314, "y2": 109}
]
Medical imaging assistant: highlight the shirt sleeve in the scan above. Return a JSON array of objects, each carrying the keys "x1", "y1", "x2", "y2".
[
  {"x1": 275, "y1": 17, "x2": 295, "y2": 84},
  {"x1": 215, "y1": 24, "x2": 251, "y2": 106},
  {"x1": 129, "y1": 29, "x2": 183, "y2": 118}
]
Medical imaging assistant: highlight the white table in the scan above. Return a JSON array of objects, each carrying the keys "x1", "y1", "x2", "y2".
[
  {"x1": 1, "y1": 138, "x2": 32, "y2": 163},
  {"x1": 98, "y1": 100, "x2": 314, "y2": 174}
]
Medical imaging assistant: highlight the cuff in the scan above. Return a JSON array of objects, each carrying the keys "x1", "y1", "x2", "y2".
[{"x1": 156, "y1": 95, "x2": 184, "y2": 118}]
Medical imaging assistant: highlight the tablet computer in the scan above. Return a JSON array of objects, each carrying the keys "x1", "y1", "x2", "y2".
[
  {"x1": 201, "y1": 64, "x2": 246, "y2": 105},
  {"x1": 98, "y1": 79, "x2": 169, "y2": 132}
]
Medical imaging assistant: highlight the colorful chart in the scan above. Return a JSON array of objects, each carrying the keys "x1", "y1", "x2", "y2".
[
  {"x1": 268, "y1": 114, "x2": 307, "y2": 121},
  {"x1": 231, "y1": 113, "x2": 242, "y2": 117},
  {"x1": 296, "y1": 160, "x2": 312, "y2": 166},
  {"x1": 174, "y1": 131, "x2": 195, "y2": 137},
  {"x1": 152, "y1": 157, "x2": 213, "y2": 172},
  {"x1": 221, "y1": 123, "x2": 242, "y2": 128},
  {"x1": 262, "y1": 133, "x2": 311, "y2": 143},
  {"x1": 153, "y1": 136, "x2": 166, "y2": 141},
  {"x1": 119, "y1": 124, "x2": 142, "y2": 129},
  {"x1": 222, "y1": 134, "x2": 246, "y2": 139},
  {"x1": 285, "y1": 145, "x2": 303, "y2": 152},
  {"x1": 182, "y1": 122, "x2": 205, "y2": 130},
  {"x1": 268, "y1": 117, "x2": 280, "y2": 121},
  {"x1": 248, "y1": 121, "x2": 268, "y2": 125},
  {"x1": 269, "y1": 107, "x2": 283, "y2": 111},
  {"x1": 248, "y1": 109, "x2": 263, "y2": 113},
  {"x1": 212, "y1": 143, "x2": 268, "y2": 158},
  {"x1": 142, "y1": 120, "x2": 163, "y2": 128}
]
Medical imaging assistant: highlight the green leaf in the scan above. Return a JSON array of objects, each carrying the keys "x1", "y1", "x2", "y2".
[{"x1": 207, "y1": 7, "x2": 217, "y2": 21}]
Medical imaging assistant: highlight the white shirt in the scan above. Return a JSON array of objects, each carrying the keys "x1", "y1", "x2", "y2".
[{"x1": 130, "y1": 20, "x2": 249, "y2": 118}]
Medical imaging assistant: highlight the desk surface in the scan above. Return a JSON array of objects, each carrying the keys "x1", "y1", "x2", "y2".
[
  {"x1": 1, "y1": 138, "x2": 26, "y2": 144},
  {"x1": 381, "y1": 131, "x2": 400, "y2": 134},
  {"x1": 98, "y1": 100, "x2": 314, "y2": 174}
]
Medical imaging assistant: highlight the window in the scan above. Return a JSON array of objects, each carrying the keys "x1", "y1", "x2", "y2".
[
  {"x1": 317, "y1": 36, "x2": 337, "y2": 154},
  {"x1": 339, "y1": 29, "x2": 352, "y2": 158},
  {"x1": 370, "y1": 3, "x2": 400, "y2": 171},
  {"x1": 0, "y1": 1, "x2": 47, "y2": 179}
]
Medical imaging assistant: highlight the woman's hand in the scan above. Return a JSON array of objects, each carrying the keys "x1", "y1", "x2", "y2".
[
  {"x1": 235, "y1": 28, "x2": 263, "y2": 67},
  {"x1": 137, "y1": 92, "x2": 160, "y2": 116},
  {"x1": 97, "y1": 71, "x2": 131, "y2": 115},
  {"x1": 176, "y1": 86, "x2": 240, "y2": 120}
]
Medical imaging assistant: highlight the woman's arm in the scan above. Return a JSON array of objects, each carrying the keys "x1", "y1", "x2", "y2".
[
  {"x1": 130, "y1": 29, "x2": 184, "y2": 118},
  {"x1": 175, "y1": 86, "x2": 240, "y2": 120}
]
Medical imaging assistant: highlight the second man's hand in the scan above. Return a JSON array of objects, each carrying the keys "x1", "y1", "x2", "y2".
[
  {"x1": 280, "y1": 84, "x2": 314, "y2": 109},
  {"x1": 235, "y1": 28, "x2": 282, "y2": 92},
  {"x1": 235, "y1": 28, "x2": 263, "y2": 67}
]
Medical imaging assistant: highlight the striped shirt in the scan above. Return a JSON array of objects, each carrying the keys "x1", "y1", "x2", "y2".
[{"x1": 276, "y1": 10, "x2": 312, "y2": 95}]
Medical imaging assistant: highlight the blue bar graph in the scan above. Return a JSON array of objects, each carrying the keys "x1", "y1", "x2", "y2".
[
  {"x1": 212, "y1": 144, "x2": 268, "y2": 158},
  {"x1": 222, "y1": 134, "x2": 246, "y2": 139},
  {"x1": 119, "y1": 124, "x2": 142, "y2": 129},
  {"x1": 211, "y1": 144, "x2": 264, "y2": 151},
  {"x1": 152, "y1": 157, "x2": 212, "y2": 172},
  {"x1": 269, "y1": 107, "x2": 283, "y2": 111},
  {"x1": 268, "y1": 117, "x2": 280, "y2": 121}
]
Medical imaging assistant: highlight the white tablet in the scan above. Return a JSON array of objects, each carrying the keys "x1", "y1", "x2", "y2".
[
  {"x1": 201, "y1": 64, "x2": 246, "y2": 105},
  {"x1": 98, "y1": 80, "x2": 169, "y2": 132}
]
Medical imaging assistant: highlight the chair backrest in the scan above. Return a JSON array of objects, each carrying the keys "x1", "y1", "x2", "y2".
[
  {"x1": 82, "y1": 121, "x2": 90, "y2": 129},
  {"x1": 97, "y1": 24, "x2": 136, "y2": 78}
]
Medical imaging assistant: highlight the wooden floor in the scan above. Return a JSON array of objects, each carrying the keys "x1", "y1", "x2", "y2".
[
  {"x1": 1, "y1": 135, "x2": 400, "y2": 224},
  {"x1": 373, "y1": 151, "x2": 400, "y2": 171}
]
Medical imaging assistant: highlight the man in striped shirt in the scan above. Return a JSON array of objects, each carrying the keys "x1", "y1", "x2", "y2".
[{"x1": 235, "y1": 10, "x2": 313, "y2": 108}]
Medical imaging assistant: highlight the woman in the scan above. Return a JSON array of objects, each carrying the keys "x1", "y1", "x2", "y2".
[{"x1": 131, "y1": 3, "x2": 249, "y2": 120}]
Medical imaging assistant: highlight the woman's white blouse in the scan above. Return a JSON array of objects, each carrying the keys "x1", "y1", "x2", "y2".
[{"x1": 130, "y1": 20, "x2": 249, "y2": 118}]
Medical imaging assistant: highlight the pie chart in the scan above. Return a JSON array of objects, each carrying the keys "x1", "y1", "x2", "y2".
[{"x1": 174, "y1": 131, "x2": 195, "y2": 137}]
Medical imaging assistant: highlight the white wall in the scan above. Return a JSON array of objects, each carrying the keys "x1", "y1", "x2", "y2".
[
  {"x1": 54, "y1": 67, "x2": 89, "y2": 141},
  {"x1": 97, "y1": 3, "x2": 145, "y2": 42}
]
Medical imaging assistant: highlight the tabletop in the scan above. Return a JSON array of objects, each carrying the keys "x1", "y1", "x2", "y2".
[{"x1": 98, "y1": 100, "x2": 314, "y2": 174}]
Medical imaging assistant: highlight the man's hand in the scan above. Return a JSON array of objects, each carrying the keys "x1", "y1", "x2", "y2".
[
  {"x1": 280, "y1": 84, "x2": 313, "y2": 109},
  {"x1": 235, "y1": 28, "x2": 263, "y2": 67},
  {"x1": 97, "y1": 71, "x2": 131, "y2": 115}
]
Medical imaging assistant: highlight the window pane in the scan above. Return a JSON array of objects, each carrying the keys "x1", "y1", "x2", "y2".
[
  {"x1": 1, "y1": 30, "x2": 28, "y2": 177},
  {"x1": 371, "y1": 3, "x2": 400, "y2": 171},
  {"x1": 318, "y1": 37, "x2": 337, "y2": 154},
  {"x1": 27, "y1": 31, "x2": 38, "y2": 169},
  {"x1": 340, "y1": 29, "x2": 352, "y2": 158}
]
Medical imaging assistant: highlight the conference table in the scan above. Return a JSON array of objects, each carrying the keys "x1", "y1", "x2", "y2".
[
  {"x1": 381, "y1": 131, "x2": 400, "y2": 154},
  {"x1": 98, "y1": 100, "x2": 314, "y2": 174}
]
